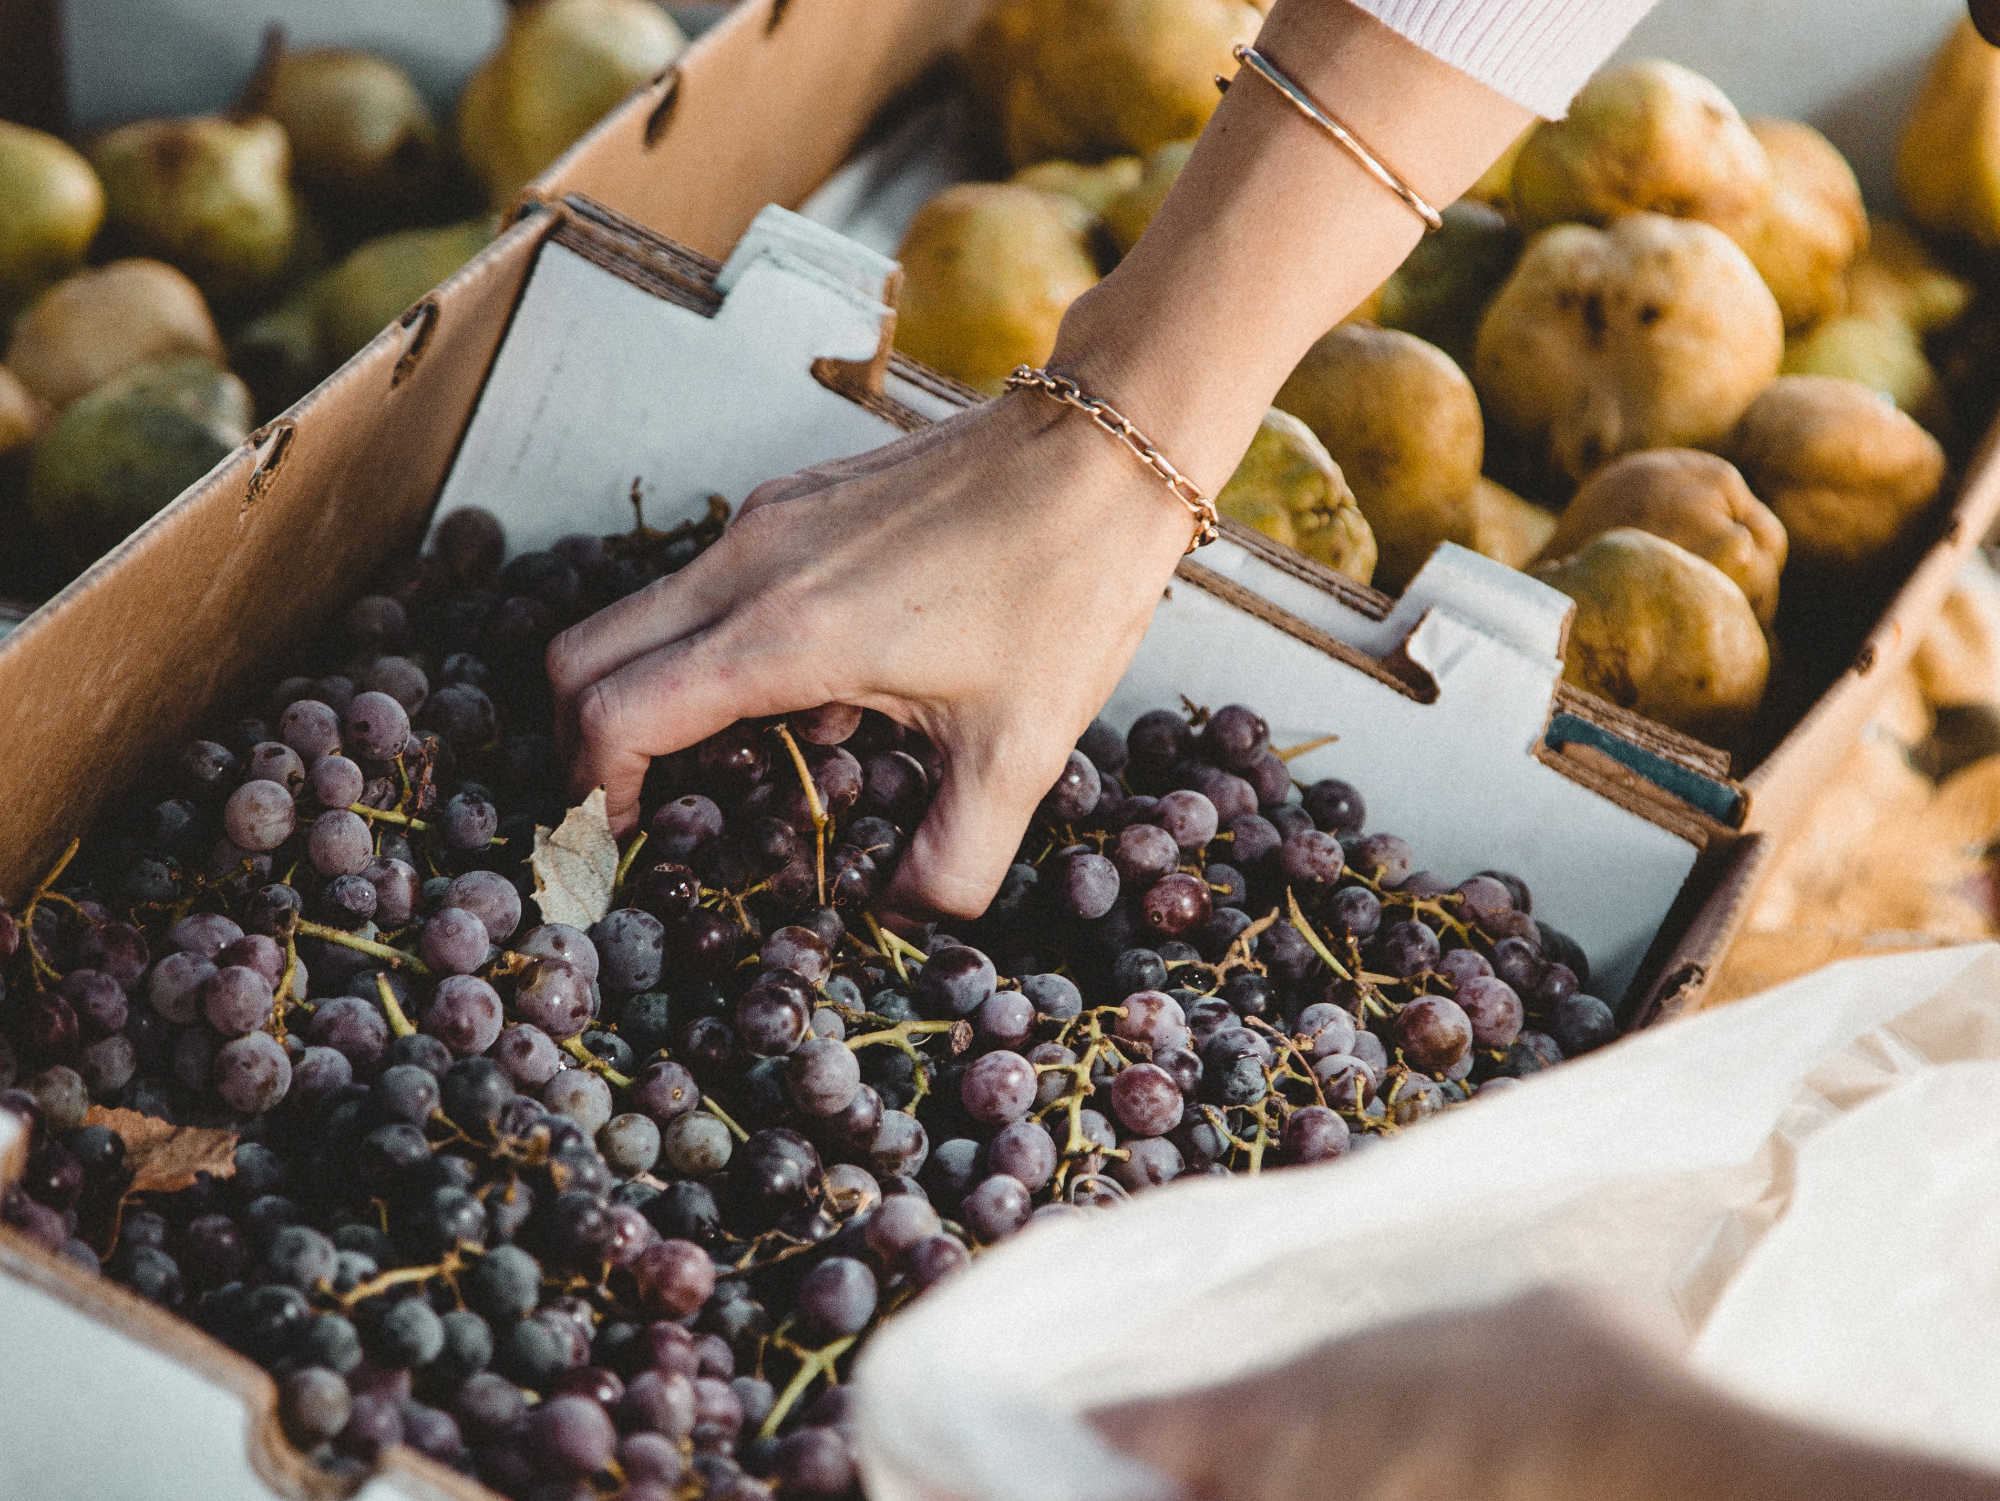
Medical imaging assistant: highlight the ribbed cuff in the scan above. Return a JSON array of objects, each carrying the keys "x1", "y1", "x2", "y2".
[{"x1": 1350, "y1": 0, "x2": 1661, "y2": 117}]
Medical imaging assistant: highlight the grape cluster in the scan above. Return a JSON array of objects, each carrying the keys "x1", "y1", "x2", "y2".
[{"x1": 0, "y1": 502, "x2": 1619, "y2": 1501}]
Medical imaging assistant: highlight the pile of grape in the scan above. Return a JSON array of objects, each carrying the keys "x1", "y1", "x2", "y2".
[{"x1": 0, "y1": 503, "x2": 1621, "y2": 1501}]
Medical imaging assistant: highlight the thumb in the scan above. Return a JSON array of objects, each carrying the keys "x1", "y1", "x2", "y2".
[{"x1": 883, "y1": 738, "x2": 1058, "y2": 922}]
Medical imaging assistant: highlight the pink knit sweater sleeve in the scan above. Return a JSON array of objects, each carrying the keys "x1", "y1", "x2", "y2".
[{"x1": 1345, "y1": 0, "x2": 1661, "y2": 116}]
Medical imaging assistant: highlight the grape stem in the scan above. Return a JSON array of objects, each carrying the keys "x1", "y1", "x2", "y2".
[
  {"x1": 612, "y1": 829, "x2": 649, "y2": 892},
  {"x1": 1271, "y1": 732, "x2": 1340, "y2": 762},
  {"x1": 562, "y1": 1034, "x2": 633, "y2": 1089},
  {"x1": 16, "y1": 836, "x2": 82, "y2": 983},
  {"x1": 295, "y1": 919, "x2": 432, "y2": 975},
  {"x1": 759, "y1": 1333, "x2": 857, "y2": 1439},
  {"x1": 374, "y1": 972, "x2": 417, "y2": 1039},
  {"x1": 701, "y1": 1095, "x2": 750, "y2": 1143},
  {"x1": 772, "y1": 724, "x2": 828, "y2": 905},
  {"x1": 333, "y1": 1248, "x2": 469, "y2": 1309},
  {"x1": 347, "y1": 802, "x2": 432, "y2": 833}
]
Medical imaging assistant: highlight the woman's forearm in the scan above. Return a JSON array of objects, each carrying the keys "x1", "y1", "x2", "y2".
[{"x1": 1051, "y1": 0, "x2": 1537, "y2": 493}]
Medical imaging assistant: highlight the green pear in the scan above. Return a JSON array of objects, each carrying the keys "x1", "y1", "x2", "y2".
[
  {"x1": 0, "y1": 122, "x2": 104, "y2": 315},
  {"x1": 245, "y1": 40, "x2": 441, "y2": 222},
  {"x1": 457, "y1": 0, "x2": 687, "y2": 207},
  {"x1": 27, "y1": 357, "x2": 253, "y2": 566},
  {"x1": 314, "y1": 219, "x2": 494, "y2": 362},
  {"x1": 90, "y1": 116, "x2": 300, "y2": 304}
]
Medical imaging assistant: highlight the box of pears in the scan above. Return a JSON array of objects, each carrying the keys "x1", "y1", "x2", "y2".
[{"x1": 532, "y1": 0, "x2": 2000, "y2": 859}]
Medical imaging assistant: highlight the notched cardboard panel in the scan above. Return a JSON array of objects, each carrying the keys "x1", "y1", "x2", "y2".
[{"x1": 436, "y1": 203, "x2": 1706, "y2": 998}]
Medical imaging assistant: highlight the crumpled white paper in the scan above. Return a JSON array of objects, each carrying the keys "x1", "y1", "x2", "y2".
[{"x1": 853, "y1": 944, "x2": 2000, "y2": 1501}]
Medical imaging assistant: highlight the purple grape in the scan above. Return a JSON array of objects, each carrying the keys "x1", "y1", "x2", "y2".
[
  {"x1": 1112, "y1": 822, "x2": 1181, "y2": 885},
  {"x1": 1052, "y1": 850, "x2": 1120, "y2": 920},
  {"x1": 959, "y1": 1050, "x2": 1036, "y2": 1126},
  {"x1": 307, "y1": 755, "x2": 365, "y2": 810},
  {"x1": 1457, "y1": 975, "x2": 1524, "y2": 1048},
  {"x1": 1280, "y1": 1105, "x2": 1350, "y2": 1164},
  {"x1": 222, "y1": 780, "x2": 295, "y2": 852},
  {"x1": 1375, "y1": 919, "x2": 1440, "y2": 978},
  {"x1": 1552, "y1": 993, "x2": 1618, "y2": 1055},
  {"x1": 307, "y1": 809, "x2": 373, "y2": 878},
  {"x1": 440, "y1": 793, "x2": 497, "y2": 852},
  {"x1": 445, "y1": 869, "x2": 522, "y2": 943},
  {"x1": 1393, "y1": 996, "x2": 1472, "y2": 1073},
  {"x1": 246, "y1": 741, "x2": 306, "y2": 791},
  {"x1": 202, "y1": 965, "x2": 274, "y2": 1036},
  {"x1": 1040, "y1": 750, "x2": 1102, "y2": 823},
  {"x1": 785, "y1": 1037, "x2": 862, "y2": 1116},
  {"x1": 1302, "y1": 778, "x2": 1365, "y2": 834},
  {"x1": 1109, "y1": 1062, "x2": 1182, "y2": 1136},
  {"x1": 913, "y1": 944, "x2": 995, "y2": 1019},
  {"x1": 973, "y1": 989, "x2": 1035, "y2": 1048},
  {"x1": 419, "y1": 907, "x2": 489, "y2": 975},
  {"x1": 1278, "y1": 829, "x2": 1345, "y2": 889},
  {"x1": 1140, "y1": 873, "x2": 1211, "y2": 938},
  {"x1": 961, "y1": 1174, "x2": 1032, "y2": 1242},
  {"x1": 592, "y1": 908, "x2": 665, "y2": 995},
  {"x1": 423, "y1": 975, "x2": 504, "y2": 1056},
  {"x1": 214, "y1": 1031, "x2": 291, "y2": 1113},
  {"x1": 633, "y1": 1239, "x2": 715, "y2": 1319},
  {"x1": 796, "y1": 1256, "x2": 877, "y2": 1339},
  {"x1": 1113, "y1": 991, "x2": 1189, "y2": 1053},
  {"x1": 527, "y1": 1394, "x2": 618, "y2": 1476},
  {"x1": 1154, "y1": 789, "x2": 1219, "y2": 851},
  {"x1": 1351, "y1": 832, "x2": 1413, "y2": 885},
  {"x1": 343, "y1": 691, "x2": 410, "y2": 761}
]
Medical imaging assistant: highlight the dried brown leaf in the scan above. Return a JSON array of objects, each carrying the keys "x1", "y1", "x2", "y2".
[
  {"x1": 532, "y1": 787, "x2": 618, "y2": 929},
  {"x1": 83, "y1": 1106, "x2": 239, "y2": 1195}
]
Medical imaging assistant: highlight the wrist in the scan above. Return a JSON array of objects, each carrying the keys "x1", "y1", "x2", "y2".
[{"x1": 1045, "y1": 283, "x2": 1274, "y2": 499}]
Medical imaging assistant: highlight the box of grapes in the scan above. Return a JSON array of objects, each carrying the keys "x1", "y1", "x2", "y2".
[
  {"x1": 0, "y1": 189, "x2": 1762, "y2": 1500},
  {"x1": 532, "y1": 0, "x2": 2000, "y2": 877}
]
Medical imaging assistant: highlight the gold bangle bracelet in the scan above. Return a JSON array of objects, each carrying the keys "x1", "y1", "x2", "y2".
[
  {"x1": 1004, "y1": 365, "x2": 1222, "y2": 554},
  {"x1": 1219, "y1": 44, "x2": 1445, "y2": 232}
]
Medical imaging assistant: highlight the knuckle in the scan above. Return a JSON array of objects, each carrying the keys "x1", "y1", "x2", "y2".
[
  {"x1": 573, "y1": 677, "x2": 624, "y2": 750},
  {"x1": 544, "y1": 629, "x2": 584, "y2": 697}
]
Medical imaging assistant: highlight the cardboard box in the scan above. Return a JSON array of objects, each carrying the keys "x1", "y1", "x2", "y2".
[
  {"x1": 527, "y1": 0, "x2": 2000, "y2": 861},
  {"x1": 0, "y1": 193, "x2": 1763, "y2": 1498}
]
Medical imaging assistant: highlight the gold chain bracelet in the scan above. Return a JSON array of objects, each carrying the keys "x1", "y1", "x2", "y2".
[{"x1": 1004, "y1": 365, "x2": 1221, "y2": 553}]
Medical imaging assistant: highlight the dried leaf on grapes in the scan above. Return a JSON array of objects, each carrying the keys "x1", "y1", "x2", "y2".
[
  {"x1": 83, "y1": 1107, "x2": 239, "y2": 1195},
  {"x1": 532, "y1": 787, "x2": 619, "y2": 928}
]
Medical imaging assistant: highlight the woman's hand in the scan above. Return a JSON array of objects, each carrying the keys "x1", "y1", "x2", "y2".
[{"x1": 545, "y1": 386, "x2": 1196, "y2": 920}]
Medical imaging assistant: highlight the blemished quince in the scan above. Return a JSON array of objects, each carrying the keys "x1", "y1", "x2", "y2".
[
  {"x1": 1010, "y1": 156, "x2": 1144, "y2": 219},
  {"x1": 1275, "y1": 324, "x2": 1482, "y2": 594},
  {"x1": 1781, "y1": 313, "x2": 1950, "y2": 437},
  {"x1": 1728, "y1": 375, "x2": 1947, "y2": 576},
  {"x1": 968, "y1": 0, "x2": 1261, "y2": 167},
  {"x1": 894, "y1": 183, "x2": 1101, "y2": 395},
  {"x1": 1538, "y1": 449, "x2": 1787, "y2": 626},
  {"x1": 458, "y1": 0, "x2": 686, "y2": 207},
  {"x1": 4, "y1": 259, "x2": 222, "y2": 412},
  {"x1": 27, "y1": 356, "x2": 254, "y2": 567},
  {"x1": 1473, "y1": 213, "x2": 1782, "y2": 484},
  {"x1": 1897, "y1": 18, "x2": 2000, "y2": 247},
  {"x1": 1846, "y1": 217, "x2": 1973, "y2": 334},
  {"x1": 1466, "y1": 476, "x2": 1556, "y2": 570},
  {"x1": 1374, "y1": 200, "x2": 1522, "y2": 370},
  {"x1": 1511, "y1": 60, "x2": 1772, "y2": 247},
  {"x1": 0, "y1": 122, "x2": 104, "y2": 316},
  {"x1": 1217, "y1": 409, "x2": 1377, "y2": 585},
  {"x1": 1742, "y1": 118, "x2": 1866, "y2": 331},
  {"x1": 89, "y1": 115, "x2": 299, "y2": 304},
  {"x1": 1534, "y1": 527, "x2": 1769, "y2": 743},
  {"x1": 1101, "y1": 141, "x2": 1193, "y2": 256}
]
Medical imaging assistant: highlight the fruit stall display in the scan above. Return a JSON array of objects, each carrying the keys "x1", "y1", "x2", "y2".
[
  {"x1": 887, "y1": 10, "x2": 2000, "y2": 761},
  {"x1": 0, "y1": 0, "x2": 693, "y2": 603}
]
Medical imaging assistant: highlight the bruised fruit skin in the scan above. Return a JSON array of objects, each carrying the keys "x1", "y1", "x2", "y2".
[
  {"x1": 0, "y1": 122, "x2": 105, "y2": 314},
  {"x1": 247, "y1": 44, "x2": 440, "y2": 218},
  {"x1": 1010, "y1": 156, "x2": 1144, "y2": 220},
  {"x1": 1897, "y1": 18, "x2": 2000, "y2": 248},
  {"x1": 1534, "y1": 527, "x2": 1769, "y2": 742},
  {"x1": 1101, "y1": 140, "x2": 1193, "y2": 256},
  {"x1": 1217, "y1": 409, "x2": 1377, "y2": 585},
  {"x1": 458, "y1": 0, "x2": 687, "y2": 207},
  {"x1": 1511, "y1": 60, "x2": 1772, "y2": 247},
  {"x1": 1728, "y1": 376, "x2": 1947, "y2": 576},
  {"x1": 1742, "y1": 118, "x2": 1866, "y2": 332},
  {"x1": 89, "y1": 116, "x2": 299, "y2": 304},
  {"x1": 1275, "y1": 325, "x2": 1482, "y2": 593},
  {"x1": 1538, "y1": 449, "x2": 1786, "y2": 627},
  {"x1": 27, "y1": 356, "x2": 254, "y2": 566},
  {"x1": 4, "y1": 259, "x2": 222, "y2": 412},
  {"x1": 894, "y1": 183, "x2": 1101, "y2": 395},
  {"x1": 1473, "y1": 213, "x2": 1782, "y2": 485},
  {"x1": 970, "y1": 0, "x2": 1261, "y2": 166},
  {"x1": 1466, "y1": 476, "x2": 1556, "y2": 571}
]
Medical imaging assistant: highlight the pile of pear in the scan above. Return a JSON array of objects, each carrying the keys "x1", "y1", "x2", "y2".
[
  {"x1": 897, "y1": 8, "x2": 2000, "y2": 749},
  {"x1": 0, "y1": 0, "x2": 685, "y2": 589}
]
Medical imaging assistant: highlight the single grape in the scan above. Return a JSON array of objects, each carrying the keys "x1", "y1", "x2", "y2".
[
  {"x1": 961, "y1": 1174, "x2": 1032, "y2": 1242},
  {"x1": 1040, "y1": 750, "x2": 1102, "y2": 823},
  {"x1": 1393, "y1": 996, "x2": 1473, "y2": 1073},
  {"x1": 1140, "y1": 873, "x2": 1212, "y2": 938},
  {"x1": 543, "y1": 1069, "x2": 614, "y2": 1134},
  {"x1": 1051, "y1": 850, "x2": 1120, "y2": 920},
  {"x1": 246, "y1": 741, "x2": 307, "y2": 791},
  {"x1": 1113, "y1": 990, "x2": 1189, "y2": 1053},
  {"x1": 1552, "y1": 993, "x2": 1618, "y2": 1055},
  {"x1": 342, "y1": 690, "x2": 410, "y2": 762},
  {"x1": 913, "y1": 944, "x2": 996, "y2": 1019},
  {"x1": 279, "y1": 1366, "x2": 351, "y2": 1447},
  {"x1": 796, "y1": 1256, "x2": 877, "y2": 1339},
  {"x1": 1108, "y1": 1062, "x2": 1182, "y2": 1137},
  {"x1": 440, "y1": 793, "x2": 498, "y2": 851},
  {"x1": 222, "y1": 780, "x2": 295, "y2": 853},
  {"x1": 1375, "y1": 919, "x2": 1441, "y2": 978},
  {"x1": 1457, "y1": 975, "x2": 1525, "y2": 1048},
  {"x1": 633, "y1": 1239, "x2": 715, "y2": 1319},
  {"x1": 1280, "y1": 1105, "x2": 1350, "y2": 1164},
  {"x1": 959, "y1": 1050, "x2": 1036, "y2": 1126},
  {"x1": 528, "y1": 1395, "x2": 618, "y2": 1477},
  {"x1": 214, "y1": 1031, "x2": 292, "y2": 1113},
  {"x1": 785, "y1": 1037, "x2": 862, "y2": 1117},
  {"x1": 422, "y1": 974, "x2": 504, "y2": 1057},
  {"x1": 1278, "y1": 828, "x2": 1345, "y2": 889},
  {"x1": 419, "y1": 907, "x2": 489, "y2": 976},
  {"x1": 660, "y1": 1112, "x2": 734, "y2": 1178},
  {"x1": 1154, "y1": 789, "x2": 1219, "y2": 851}
]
